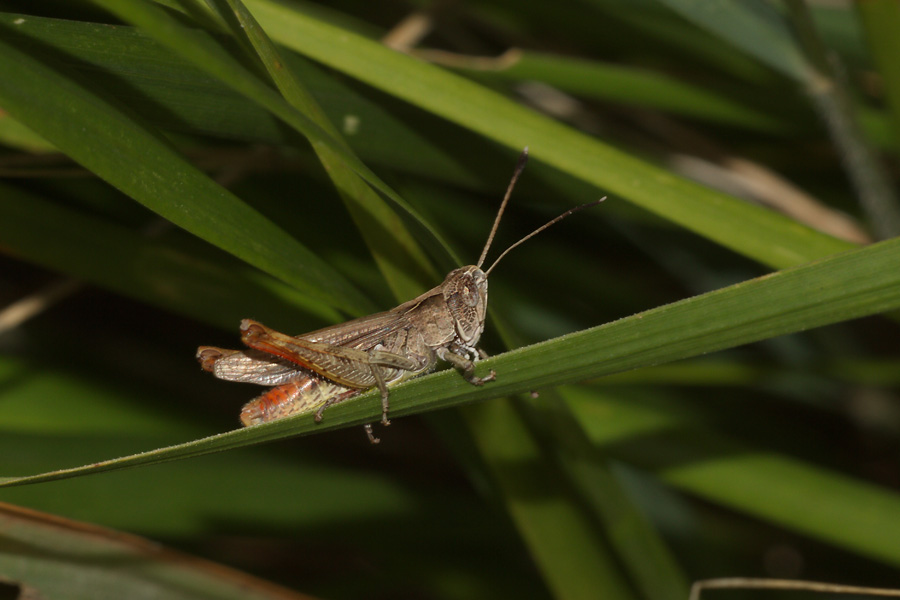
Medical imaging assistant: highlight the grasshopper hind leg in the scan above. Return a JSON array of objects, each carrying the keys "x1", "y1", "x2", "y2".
[
  {"x1": 367, "y1": 363, "x2": 393, "y2": 427},
  {"x1": 313, "y1": 393, "x2": 382, "y2": 444}
]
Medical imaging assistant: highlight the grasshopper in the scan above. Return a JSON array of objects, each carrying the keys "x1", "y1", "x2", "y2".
[{"x1": 197, "y1": 149, "x2": 602, "y2": 442}]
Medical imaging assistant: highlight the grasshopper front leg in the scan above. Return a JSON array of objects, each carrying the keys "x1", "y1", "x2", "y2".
[
  {"x1": 436, "y1": 346, "x2": 496, "y2": 386},
  {"x1": 466, "y1": 347, "x2": 536, "y2": 397}
]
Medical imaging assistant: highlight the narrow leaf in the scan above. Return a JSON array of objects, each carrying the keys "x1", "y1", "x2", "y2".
[
  {"x1": 0, "y1": 27, "x2": 370, "y2": 315},
  {"x1": 2, "y1": 236, "x2": 897, "y2": 487},
  {"x1": 241, "y1": 0, "x2": 855, "y2": 270},
  {"x1": 216, "y1": 0, "x2": 438, "y2": 298}
]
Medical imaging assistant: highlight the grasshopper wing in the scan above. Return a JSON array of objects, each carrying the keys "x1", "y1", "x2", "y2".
[{"x1": 197, "y1": 347, "x2": 306, "y2": 386}]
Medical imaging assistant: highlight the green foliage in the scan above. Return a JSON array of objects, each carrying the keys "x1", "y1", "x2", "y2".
[{"x1": 0, "y1": 1, "x2": 899, "y2": 599}]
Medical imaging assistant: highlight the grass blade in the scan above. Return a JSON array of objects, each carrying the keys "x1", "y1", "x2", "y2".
[
  {"x1": 241, "y1": 0, "x2": 855, "y2": 270},
  {"x1": 92, "y1": 0, "x2": 458, "y2": 270},
  {"x1": 0, "y1": 183, "x2": 339, "y2": 328},
  {"x1": 2, "y1": 236, "x2": 897, "y2": 483},
  {"x1": 0, "y1": 26, "x2": 370, "y2": 316},
  {"x1": 212, "y1": 0, "x2": 438, "y2": 299}
]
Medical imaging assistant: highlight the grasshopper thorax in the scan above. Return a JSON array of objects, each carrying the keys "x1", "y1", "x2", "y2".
[{"x1": 442, "y1": 265, "x2": 488, "y2": 348}]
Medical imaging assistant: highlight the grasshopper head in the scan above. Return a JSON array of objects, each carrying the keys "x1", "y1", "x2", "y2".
[{"x1": 443, "y1": 265, "x2": 488, "y2": 347}]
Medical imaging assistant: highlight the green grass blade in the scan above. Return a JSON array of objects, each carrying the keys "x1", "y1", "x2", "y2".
[
  {"x1": 2, "y1": 236, "x2": 897, "y2": 484},
  {"x1": 0, "y1": 12, "x2": 480, "y2": 188},
  {"x1": 469, "y1": 318, "x2": 690, "y2": 600},
  {"x1": 655, "y1": 0, "x2": 809, "y2": 81},
  {"x1": 202, "y1": 8, "x2": 630, "y2": 592},
  {"x1": 214, "y1": 0, "x2": 438, "y2": 298},
  {"x1": 786, "y1": 0, "x2": 900, "y2": 239},
  {"x1": 573, "y1": 0, "x2": 781, "y2": 84},
  {"x1": 5, "y1": 3, "x2": 897, "y2": 596},
  {"x1": 660, "y1": 0, "x2": 900, "y2": 239},
  {"x1": 461, "y1": 392, "x2": 690, "y2": 600},
  {"x1": 857, "y1": 0, "x2": 900, "y2": 155},
  {"x1": 0, "y1": 27, "x2": 370, "y2": 316},
  {"x1": 0, "y1": 503, "x2": 311, "y2": 599},
  {"x1": 568, "y1": 387, "x2": 900, "y2": 566},
  {"x1": 444, "y1": 49, "x2": 787, "y2": 132},
  {"x1": 90, "y1": 0, "x2": 366, "y2": 185},
  {"x1": 218, "y1": 8, "x2": 630, "y2": 588},
  {"x1": 0, "y1": 112, "x2": 54, "y2": 152},
  {"x1": 0, "y1": 183, "x2": 339, "y2": 328},
  {"x1": 462, "y1": 399, "x2": 639, "y2": 600},
  {"x1": 92, "y1": 0, "x2": 458, "y2": 269},
  {"x1": 513, "y1": 393, "x2": 691, "y2": 600},
  {"x1": 241, "y1": 0, "x2": 855, "y2": 270}
]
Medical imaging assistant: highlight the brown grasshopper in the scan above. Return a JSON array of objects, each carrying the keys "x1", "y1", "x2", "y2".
[{"x1": 197, "y1": 149, "x2": 602, "y2": 442}]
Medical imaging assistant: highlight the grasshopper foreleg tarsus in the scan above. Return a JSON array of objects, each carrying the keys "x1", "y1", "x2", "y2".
[
  {"x1": 364, "y1": 423, "x2": 381, "y2": 444},
  {"x1": 473, "y1": 348, "x2": 497, "y2": 384},
  {"x1": 478, "y1": 370, "x2": 497, "y2": 385},
  {"x1": 473, "y1": 347, "x2": 536, "y2": 396},
  {"x1": 437, "y1": 346, "x2": 496, "y2": 386}
]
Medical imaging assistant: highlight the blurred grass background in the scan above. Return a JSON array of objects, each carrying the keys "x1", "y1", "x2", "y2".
[{"x1": 1, "y1": 0, "x2": 900, "y2": 599}]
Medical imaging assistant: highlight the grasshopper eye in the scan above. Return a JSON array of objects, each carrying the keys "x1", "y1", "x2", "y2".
[{"x1": 462, "y1": 284, "x2": 479, "y2": 307}]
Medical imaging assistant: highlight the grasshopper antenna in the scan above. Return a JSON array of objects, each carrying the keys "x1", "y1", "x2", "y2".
[
  {"x1": 477, "y1": 147, "x2": 530, "y2": 269},
  {"x1": 484, "y1": 197, "x2": 606, "y2": 276}
]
